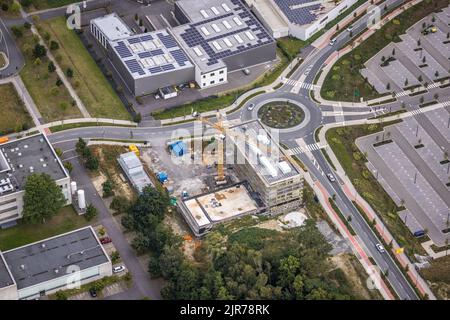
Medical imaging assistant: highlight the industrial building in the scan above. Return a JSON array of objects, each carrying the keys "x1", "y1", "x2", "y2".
[
  {"x1": 244, "y1": 0, "x2": 358, "y2": 40},
  {"x1": 0, "y1": 226, "x2": 112, "y2": 300},
  {"x1": 90, "y1": 0, "x2": 276, "y2": 96},
  {"x1": 118, "y1": 152, "x2": 153, "y2": 193},
  {"x1": 172, "y1": 0, "x2": 276, "y2": 89},
  {"x1": 179, "y1": 182, "x2": 260, "y2": 236},
  {"x1": 0, "y1": 134, "x2": 72, "y2": 228},
  {"x1": 230, "y1": 120, "x2": 304, "y2": 212}
]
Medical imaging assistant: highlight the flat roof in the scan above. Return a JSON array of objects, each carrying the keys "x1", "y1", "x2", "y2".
[
  {"x1": 183, "y1": 183, "x2": 258, "y2": 227},
  {"x1": 3, "y1": 227, "x2": 109, "y2": 290},
  {"x1": 172, "y1": 0, "x2": 274, "y2": 73},
  {"x1": 230, "y1": 120, "x2": 301, "y2": 185},
  {"x1": 0, "y1": 134, "x2": 68, "y2": 197},
  {"x1": 110, "y1": 28, "x2": 194, "y2": 80},
  {"x1": 0, "y1": 253, "x2": 15, "y2": 289},
  {"x1": 118, "y1": 152, "x2": 152, "y2": 193},
  {"x1": 91, "y1": 13, "x2": 133, "y2": 41}
]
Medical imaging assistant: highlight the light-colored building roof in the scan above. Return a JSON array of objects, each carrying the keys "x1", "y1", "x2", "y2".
[
  {"x1": 118, "y1": 152, "x2": 152, "y2": 193},
  {"x1": 91, "y1": 13, "x2": 133, "y2": 41}
]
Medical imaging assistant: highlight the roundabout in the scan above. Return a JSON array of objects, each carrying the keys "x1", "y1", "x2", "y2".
[{"x1": 257, "y1": 100, "x2": 305, "y2": 129}]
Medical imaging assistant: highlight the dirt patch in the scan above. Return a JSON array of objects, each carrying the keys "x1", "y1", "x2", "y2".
[{"x1": 331, "y1": 253, "x2": 383, "y2": 300}]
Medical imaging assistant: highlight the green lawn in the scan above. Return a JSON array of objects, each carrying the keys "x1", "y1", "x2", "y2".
[
  {"x1": 17, "y1": 27, "x2": 82, "y2": 122},
  {"x1": 0, "y1": 206, "x2": 92, "y2": 251},
  {"x1": 277, "y1": 36, "x2": 306, "y2": 59},
  {"x1": 321, "y1": 0, "x2": 450, "y2": 102},
  {"x1": 325, "y1": 122, "x2": 427, "y2": 257},
  {"x1": 39, "y1": 17, "x2": 131, "y2": 120},
  {"x1": 0, "y1": 83, "x2": 33, "y2": 135},
  {"x1": 0, "y1": 52, "x2": 6, "y2": 68},
  {"x1": 23, "y1": 0, "x2": 80, "y2": 11}
]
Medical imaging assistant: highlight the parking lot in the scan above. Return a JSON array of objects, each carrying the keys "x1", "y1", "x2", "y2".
[
  {"x1": 356, "y1": 106, "x2": 450, "y2": 247},
  {"x1": 361, "y1": 5, "x2": 450, "y2": 95}
]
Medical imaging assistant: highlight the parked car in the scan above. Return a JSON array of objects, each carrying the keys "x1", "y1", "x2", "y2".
[
  {"x1": 100, "y1": 237, "x2": 112, "y2": 244},
  {"x1": 113, "y1": 265, "x2": 126, "y2": 274},
  {"x1": 375, "y1": 243, "x2": 386, "y2": 253},
  {"x1": 326, "y1": 173, "x2": 336, "y2": 182},
  {"x1": 243, "y1": 68, "x2": 251, "y2": 75},
  {"x1": 247, "y1": 103, "x2": 255, "y2": 111},
  {"x1": 329, "y1": 38, "x2": 337, "y2": 46},
  {"x1": 346, "y1": 25, "x2": 354, "y2": 32},
  {"x1": 89, "y1": 288, "x2": 97, "y2": 298},
  {"x1": 154, "y1": 93, "x2": 160, "y2": 100}
]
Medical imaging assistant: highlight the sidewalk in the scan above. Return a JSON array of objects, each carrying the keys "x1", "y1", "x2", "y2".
[
  {"x1": 314, "y1": 0, "x2": 423, "y2": 107},
  {"x1": 315, "y1": 102, "x2": 444, "y2": 300}
]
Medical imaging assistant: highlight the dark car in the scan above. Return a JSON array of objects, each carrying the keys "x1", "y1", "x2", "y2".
[
  {"x1": 89, "y1": 288, "x2": 97, "y2": 298},
  {"x1": 100, "y1": 237, "x2": 112, "y2": 244}
]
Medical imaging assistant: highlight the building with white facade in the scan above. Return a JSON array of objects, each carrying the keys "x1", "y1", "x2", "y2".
[
  {"x1": 89, "y1": 0, "x2": 276, "y2": 96},
  {"x1": 0, "y1": 134, "x2": 72, "y2": 228},
  {"x1": 0, "y1": 226, "x2": 112, "y2": 300},
  {"x1": 244, "y1": 0, "x2": 358, "y2": 40}
]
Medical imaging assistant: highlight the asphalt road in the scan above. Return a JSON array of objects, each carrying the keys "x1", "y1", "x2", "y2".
[
  {"x1": 0, "y1": 16, "x2": 24, "y2": 78},
  {"x1": 1, "y1": 0, "x2": 431, "y2": 300}
]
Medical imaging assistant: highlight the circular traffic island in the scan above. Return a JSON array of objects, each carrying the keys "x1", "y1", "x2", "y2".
[{"x1": 258, "y1": 101, "x2": 305, "y2": 129}]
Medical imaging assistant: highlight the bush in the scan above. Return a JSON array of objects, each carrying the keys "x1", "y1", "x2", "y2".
[
  {"x1": 48, "y1": 61, "x2": 56, "y2": 73},
  {"x1": 66, "y1": 68, "x2": 73, "y2": 78},
  {"x1": 63, "y1": 162, "x2": 73, "y2": 173},
  {"x1": 84, "y1": 204, "x2": 98, "y2": 221},
  {"x1": 55, "y1": 291, "x2": 68, "y2": 300},
  {"x1": 110, "y1": 251, "x2": 120, "y2": 264},
  {"x1": 102, "y1": 180, "x2": 114, "y2": 198},
  {"x1": 56, "y1": 78, "x2": 63, "y2": 86},
  {"x1": 11, "y1": 26, "x2": 23, "y2": 38},
  {"x1": 49, "y1": 40, "x2": 59, "y2": 50},
  {"x1": 110, "y1": 196, "x2": 131, "y2": 214}
]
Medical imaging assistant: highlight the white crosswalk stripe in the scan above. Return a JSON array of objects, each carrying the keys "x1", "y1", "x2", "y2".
[
  {"x1": 281, "y1": 77, "x2": 320, "y2": 92},
  {"x1": 410, "y1": 108, "x2": 422, "y2": 116},
  {"x1": 289, "y1": 143, "x2": 328, "y2": 155}
]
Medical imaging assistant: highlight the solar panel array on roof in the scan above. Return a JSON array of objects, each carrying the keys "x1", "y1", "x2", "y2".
[
  {"x1": 175, "y1": 0, "x2": 273, "y2": 68},
  {"x1": 274, "y1": 0, "x2": 320, "y2": 25},
  {"x1": 125, "y1": 59, "x2": 145, "y2": 75},
  {"x1": 149, "y1": 66, "x2": 163, "y2": 74},
  {"x1": 161, "y1": 64, "x2": 176, "y2": 71},
  {"x1": 140, "y1": 34, "x2": 154, "y2": 41},
  {"x1": 157, "y1": 33, "x2": 178, "y2": 48},
  {"x1": 170, "y1": 49, "x2": 190, "y2": 66},
  {"x1": 115, "y1": 41, "x2": 132, "y2": 58},
  {"x1": 150, "y1": 49, "x2": 164, "y2": 56},
  {"x1": 138, "y1": 51, "x2": 152, "y2": 59}
]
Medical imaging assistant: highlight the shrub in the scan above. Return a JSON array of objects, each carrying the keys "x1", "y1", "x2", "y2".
[
  {"x1": 49, "y1": 40, "x2": 59, "y2": 50},
  {"x1": 84, "y1": 204, "x2": 98, "y2": 221}
]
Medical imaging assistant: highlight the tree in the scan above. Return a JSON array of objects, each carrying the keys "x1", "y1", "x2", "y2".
[
  {"x1": 56, "y1": 78, "x2": 63, "y2": 86},
  {"x1": 64, "y1": 162, "x2": 73, "y2": 173},
  {"x1": 85, "y1": 154, "x2": 99, "y2": 171},
  {"x1": 76, "y1": 137, "x2": 87, "y2": 154},
  {"x1": 49, "y1": 40, "x2": 59, "y2": 50},
  {"x1": 23, "y1": 173, "x2": 65, "y2": 224},
  {"x1": 33, "y1": 43, "x2": 47, "y2": 58},
  {"x1": 10, "y1": 0, "x2": 21, "y2": 14},
  {"x1": 11, "y1": 26, "x2": 23, "y2": 38},
  {"x1": 48, "y1": 61, "x2": 56, "y2": 73},
  {"x1": 102, "y1": 180, "x2": 114, "y2": 198},
  {"x1": 84, "y1": 204, "x2": 97, "y2": 221},
  {"x1": 133, "y1": 112, "x2": 142, "y2": 123},
  {"x1": 110, "y1": 251, "x2": 120, "y2": 264},
  {"x1": 66, "y1": 68, "x2": 73, "y2": 78}
]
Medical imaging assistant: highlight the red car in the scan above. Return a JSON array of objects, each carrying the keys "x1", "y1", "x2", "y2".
[{"x1": 100, "y1": 237, "x2": 112, "y2": 244}]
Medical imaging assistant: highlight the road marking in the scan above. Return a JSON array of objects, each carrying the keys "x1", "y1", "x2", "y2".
[{"x1": 288, "y1": 143, "x2": 328, "y2": 155}]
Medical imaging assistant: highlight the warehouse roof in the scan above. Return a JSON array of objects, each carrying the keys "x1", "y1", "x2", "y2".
[
  {"x1": 172, "y1": 0, "x2": 274, "y2": 73},
  {"x1": 0, "y1": 134, "x2": 68, "y2": 197},
  {"x1": 109, "y1": 29, "x2": 194, "y2": 80},
  {"x1": 3, "y1": 227, "x2": 109, "y2": 290}
]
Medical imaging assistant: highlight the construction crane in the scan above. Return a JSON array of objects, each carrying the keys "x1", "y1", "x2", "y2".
[{"x1": 198, "y1": 112, "x2": 278, "y2": 184}]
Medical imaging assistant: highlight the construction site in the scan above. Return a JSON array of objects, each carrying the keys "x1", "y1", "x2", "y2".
[{"x1": 137, "y1": 113, "x2": 305, "y2": 237}]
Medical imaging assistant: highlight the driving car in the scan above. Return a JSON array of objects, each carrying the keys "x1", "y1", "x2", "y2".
[
  {"x1": 375, "y1": 243, "x2": 386, "y2": 253},
  {"x1": 247, "y1": 103, "x2": 255, "y2": 111},
  {"x1": 329, "y1": 38, "x2": 337, "y2": 46},
  {"x1": 326, "y1": 173, "x2": 336, "y2": 182},
  {"x1": 346, "y1": 25, "x2": 354, "y2": 32}
]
